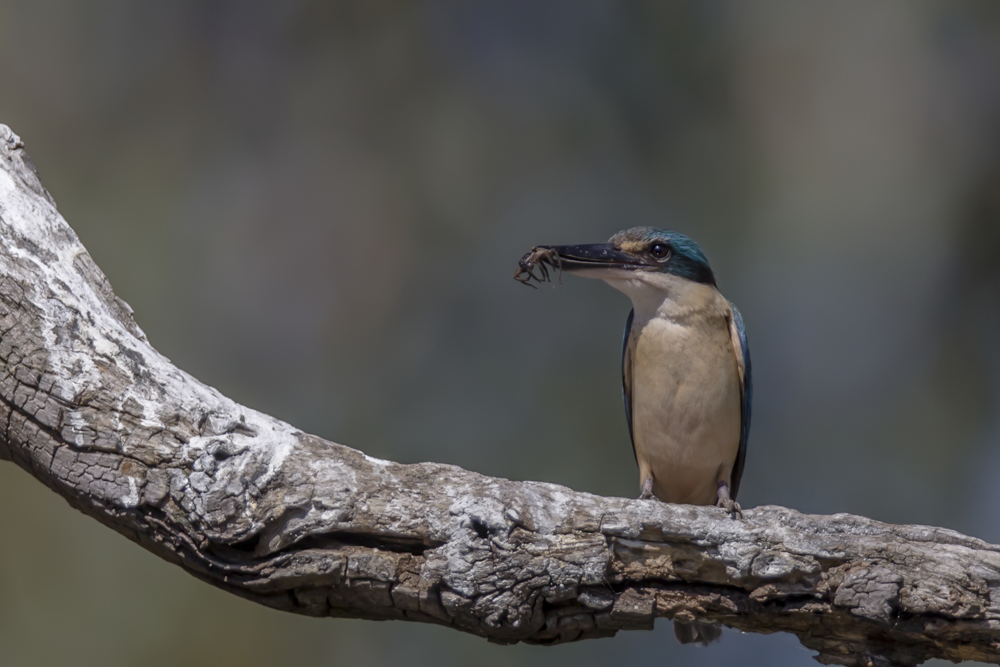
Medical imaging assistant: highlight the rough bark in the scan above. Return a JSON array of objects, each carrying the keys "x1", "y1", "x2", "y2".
[{"x1": 0, "y1": 123, "x2": 998, "y2": 667}]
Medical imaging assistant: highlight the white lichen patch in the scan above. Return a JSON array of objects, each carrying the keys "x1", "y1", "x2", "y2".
[{"x1": 121, "y1": 476, "x2": 141, "y2": 508}]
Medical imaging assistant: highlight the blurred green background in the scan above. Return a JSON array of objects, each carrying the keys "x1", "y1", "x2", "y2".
[{"x1": 2, "y1": 1, "x2": 1000, "y2": 665}]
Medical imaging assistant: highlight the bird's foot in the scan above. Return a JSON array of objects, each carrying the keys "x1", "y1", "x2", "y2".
[
  {"x1": 716, "y1": 496, "x2": 743, "y2": 518},
  {"x1": 638, "y1": 477, "x2": 655, "y2": 500},
  {"x1": 716, "y1": 481, "x2": 743, "y2": 519}
]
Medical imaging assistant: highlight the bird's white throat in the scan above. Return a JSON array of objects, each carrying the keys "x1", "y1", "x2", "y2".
[{"x1": 603, "y1": 271, "x2": 720, "y2": 324}]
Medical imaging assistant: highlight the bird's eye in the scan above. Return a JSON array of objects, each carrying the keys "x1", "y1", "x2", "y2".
[{"x1": 650, "y1": 243, "x2": 671, "y2": 260}]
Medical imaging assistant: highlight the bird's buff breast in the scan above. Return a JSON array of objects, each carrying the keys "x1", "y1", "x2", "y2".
[{"x1": 631, "y1": 314, "x2": 741, "y2": 505}]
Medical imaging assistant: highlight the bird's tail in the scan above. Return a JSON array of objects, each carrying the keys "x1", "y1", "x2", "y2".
[{"x1": 673, "y1": 621, "x2": 722, "y2": 646}]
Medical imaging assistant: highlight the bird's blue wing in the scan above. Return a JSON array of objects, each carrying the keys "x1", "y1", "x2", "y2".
[
  {"x1": 728, "y1": 302, "x2": 752, "y2": 500},
  {"x1": 621, "y1": 308, "x2": 636, "y2": 463}
]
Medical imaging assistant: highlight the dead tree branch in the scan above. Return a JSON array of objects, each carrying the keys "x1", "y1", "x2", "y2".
[{"x1": 0, "y1": 124, "x2": 997, "y2": 667}]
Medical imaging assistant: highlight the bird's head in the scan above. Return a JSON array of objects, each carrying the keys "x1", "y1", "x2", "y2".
[{"x1": 516, "y1": 227, "x2": 716, "y2": 289}]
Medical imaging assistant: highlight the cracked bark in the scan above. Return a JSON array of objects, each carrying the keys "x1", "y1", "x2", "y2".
[{"x1": 0, "y1": 124, "x2": 997, "y2": 667}]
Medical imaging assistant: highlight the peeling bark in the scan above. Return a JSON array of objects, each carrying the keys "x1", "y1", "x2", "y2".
[{"x1": 0, "y1": 123, "x2": 998, "y2": 667}]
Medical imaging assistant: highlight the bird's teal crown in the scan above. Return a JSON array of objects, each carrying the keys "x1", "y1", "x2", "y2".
[{"x1": 609, "y1": 226, "x2": 716, "y2": 285}]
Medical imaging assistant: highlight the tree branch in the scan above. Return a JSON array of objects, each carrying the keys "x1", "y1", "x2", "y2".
[{"x1": 0, "y1": 123, "x2": 997, "y2": 667}]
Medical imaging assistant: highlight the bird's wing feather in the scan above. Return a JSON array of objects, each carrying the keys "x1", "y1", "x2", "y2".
[
  {"x1": 621, "y1": 308, "x2": 637, "y2": 463},
  {"x1": 727, "y1": 302, "x2": 752, "y2": 500}
]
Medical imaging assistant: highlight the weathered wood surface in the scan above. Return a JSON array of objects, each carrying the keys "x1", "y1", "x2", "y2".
[{"x1": 0, "y1": 123, "x2": 998, "y2": 667}]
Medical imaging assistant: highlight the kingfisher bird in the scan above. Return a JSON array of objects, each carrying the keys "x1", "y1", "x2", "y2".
[{"x1": 515, "y1": 226, "x2": 752, "y2": 646}]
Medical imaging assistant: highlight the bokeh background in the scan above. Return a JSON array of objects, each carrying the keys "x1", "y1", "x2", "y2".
[{"x1": 1, "y1": 1, "x2": 1000, "y2": 665}]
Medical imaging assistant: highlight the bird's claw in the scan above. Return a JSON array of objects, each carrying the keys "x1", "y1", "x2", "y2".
[
  {"x1": 715, "y1": 479, "x2": 743, "y2": 519},
  {"x1": 638, "y1": 477, "x2": 655, "y2": 500},
  {"x1": 716, "y1": 497, "x2": 743, "y2": 519}
]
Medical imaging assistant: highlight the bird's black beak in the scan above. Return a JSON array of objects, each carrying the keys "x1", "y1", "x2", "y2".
[
  {"x1": 514, "y1": 243, "x2": 650, "y2": 287},
  {"x1": 541, "y1": 243, "x2": 648, "y2": 270}
]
